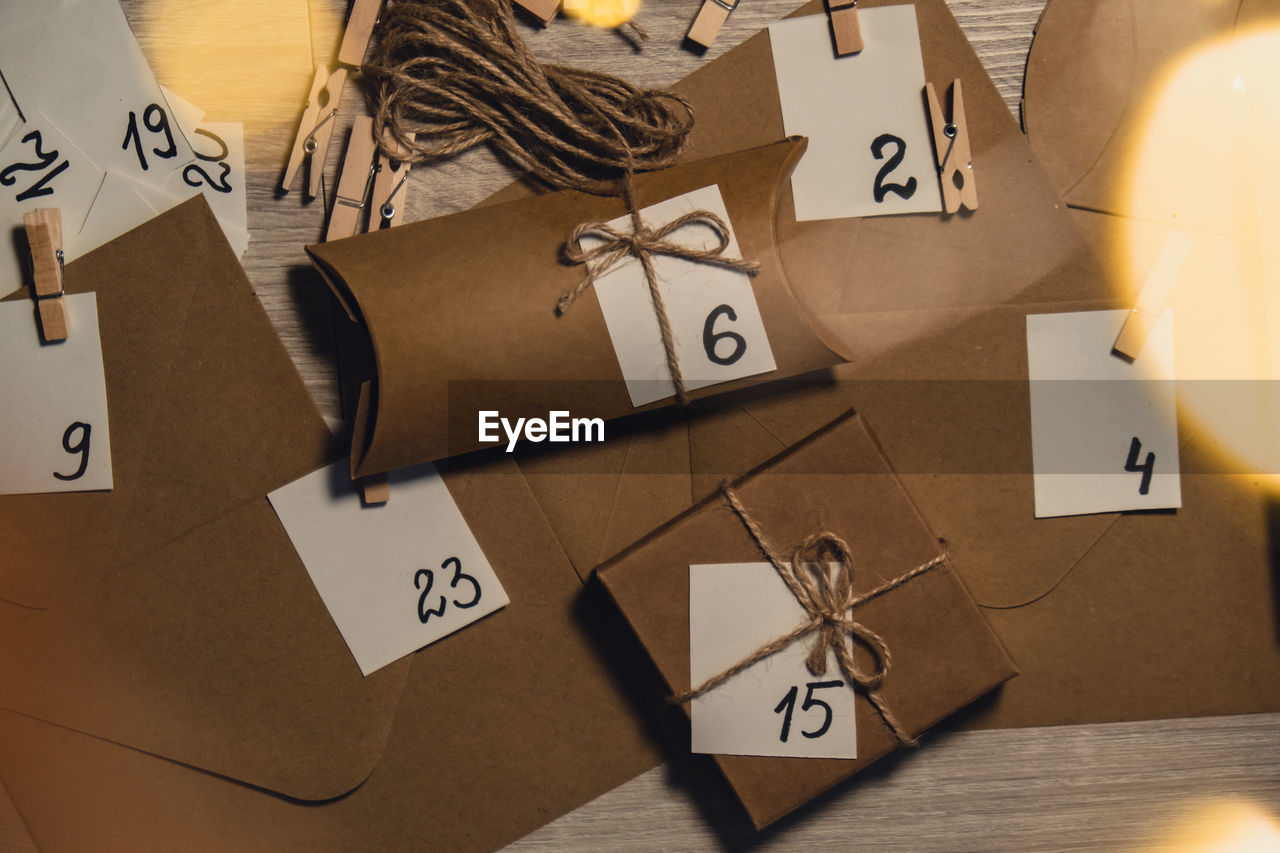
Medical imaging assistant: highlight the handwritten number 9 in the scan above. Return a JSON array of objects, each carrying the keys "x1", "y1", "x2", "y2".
[
  {"x1": 773, "y1": 680, "x2": 843, "y2": 742},
  {"x1": 702, "y1": 304, "x2": 747, "y2": 366},
  {"x1": 123, "y1": 104, "x2": 177, "y2": 171},
  {"x1": 870, "y1": 133, "x2": 917, "y2": 203},
  {"x1": 53, "y1": 421, "x2": 91, "y2": 481},
  {"x1": 414, "y1": 556, "x2": 482, "y2": 624}
]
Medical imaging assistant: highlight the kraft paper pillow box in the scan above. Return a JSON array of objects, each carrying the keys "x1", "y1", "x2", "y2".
[{"x1": 597, "y1": 410, "x2": 1017, "y2": 829}]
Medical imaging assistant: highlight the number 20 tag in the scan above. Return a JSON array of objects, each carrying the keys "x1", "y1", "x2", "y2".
[
  {"x1": 689, "y1": 562, "x2": 857, "y2": 759},
  {"x1": 586, "y1": 185, "x2": 779, "y2": 408}
]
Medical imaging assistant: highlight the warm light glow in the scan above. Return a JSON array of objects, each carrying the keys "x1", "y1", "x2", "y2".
[
  {"x1": 1135, "y1": 799, "x2": 1280, "y2": 852},
  {"x1": 562, "y1": 0, "x2": 642, "y2": 29},
  {"x1": 140, "y1": 0, "x2": 330, "y2": 132},
  {"x1": 1117, "y1": 25, "x2": 1280, "y2": 479}
]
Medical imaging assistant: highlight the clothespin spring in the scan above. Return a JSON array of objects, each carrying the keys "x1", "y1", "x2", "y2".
[{"x1": 304, "y1": 110, "x2": 338, "y2": 154}]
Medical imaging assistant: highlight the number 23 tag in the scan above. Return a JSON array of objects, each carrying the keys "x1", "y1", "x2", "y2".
[
  {"x1": 689, "y1": 562, "x2": 857, "y2": 759},
  {"x1": 586, "y1": 185, "x2": 779, "y2": 408}
]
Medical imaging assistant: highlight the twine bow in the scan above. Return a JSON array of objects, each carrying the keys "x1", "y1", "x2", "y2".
[
  {"x1": 672, "y1": 483, "x2": 949, "y2": 747},
  {"x1": 558, "y1": 180, "x2": 760, "y2": 406}
]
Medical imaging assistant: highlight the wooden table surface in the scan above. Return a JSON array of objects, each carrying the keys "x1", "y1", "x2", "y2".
[{"x1": 3, "y1": 1, "x2": 1280, "y2": 850}]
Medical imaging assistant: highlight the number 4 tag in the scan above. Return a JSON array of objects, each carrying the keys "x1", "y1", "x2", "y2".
[{"x1": 588, "y1": 185, "x2": 779, "y2": 408}]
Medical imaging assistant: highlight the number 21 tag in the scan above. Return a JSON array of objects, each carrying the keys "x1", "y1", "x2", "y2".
[
  {"x1": 587, "y1": 185, "x2": 779, "y2": 407},
  {"x1": 689, "y1": 562, "x2": 857, "y2": 759}
]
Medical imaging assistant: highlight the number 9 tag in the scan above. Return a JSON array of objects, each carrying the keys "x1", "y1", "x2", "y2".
[{"x1": 586, "y1": 185, "x2": 779, "y2": 407}]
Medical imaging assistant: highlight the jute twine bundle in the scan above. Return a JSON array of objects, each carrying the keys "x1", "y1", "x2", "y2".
[
  {"x1": 672, "y1": 484, "x2": 949, "y2": 747},
  {"x1": 364, "y1": 0, "x2": 693, "y2": 194}
]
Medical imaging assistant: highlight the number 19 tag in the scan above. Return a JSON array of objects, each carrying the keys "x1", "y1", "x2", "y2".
[
  {"x1": 586, "y1": 185, "x2": 779, "y2": 407},
  {"x1": 689, "y1": 562, "x2": 857, "y2": 759}
]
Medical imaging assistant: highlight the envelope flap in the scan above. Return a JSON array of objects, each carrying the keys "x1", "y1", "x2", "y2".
[{"x1": 306, "y1": 137, "x2": 851, "y2": 476}]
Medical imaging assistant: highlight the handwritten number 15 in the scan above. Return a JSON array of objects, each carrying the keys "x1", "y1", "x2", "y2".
[{"x1": 122, "y1": 104, "x2": 177, "y2": 171}]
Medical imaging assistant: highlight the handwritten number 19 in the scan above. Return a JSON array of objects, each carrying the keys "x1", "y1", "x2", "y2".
[
  {"x1": 1125, "y1": 436, "x2": 1155, "y2": 495},
  {"x1": 414, "y1": 556, "x2": 482, "y2": 624},
  {"x1": 773, "y1": 680, "x2": 844, "y2": 742},
  {"x1": 122, "y1": 104, "x2": 177, "y2": 171},
  {"x1": 702, "y1": 304, "x2": 747, "y2": 366},
  {"x1": 52, "y1": 422, "x2": 91, "y2": 481},
  {"x1": 870, "y1": 133, "x2": 918, "y2": 203}
]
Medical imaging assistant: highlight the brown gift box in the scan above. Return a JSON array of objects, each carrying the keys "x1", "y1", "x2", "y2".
[
  {"x1": 597, "y1": 410, "x2": 1017, "y2": 828},
  {"x1": 306, "y1": 137, "x2": 852, "y2": 478}
]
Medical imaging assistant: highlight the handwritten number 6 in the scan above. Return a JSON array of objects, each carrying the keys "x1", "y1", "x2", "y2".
[
  {"x1": 53, "y1": 422, "x2": 91, "y2": 482},
  {"x1": 702, "y1": 304, "x2": 747, "y2": 366},
  {"x1": 415, "y1": 556, "x2": 482, "y2": 624},
  {"x1": 870, "y1": 133, "x2": 918, "y2": 203}
]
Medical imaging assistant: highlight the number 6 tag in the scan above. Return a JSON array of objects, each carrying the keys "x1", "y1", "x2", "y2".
[{"x1": 587, "y1": 185, "x2": 779, "y2": 407}]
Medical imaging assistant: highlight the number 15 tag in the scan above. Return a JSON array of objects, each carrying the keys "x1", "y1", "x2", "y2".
[
  {"x1": 690, "y1": 562, "x2": 857, "y2": 759},
  {"x1": 586, "y1": 185, "x2": 778, "y2": 407}
]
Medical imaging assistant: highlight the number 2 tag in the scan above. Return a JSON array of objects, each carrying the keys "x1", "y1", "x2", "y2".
[
  {"x1": 0, "y1": 294, "x2": 114, "y2": 496},
  {"x1": 689, "y1": 562, "x2": 857, "y2": 759},
  {"x1": 268, "y1": 459, "x2": 509, "y2": 676},
  {"x1": 586, "y1": 185, "x2": 779, "y2": 408}
]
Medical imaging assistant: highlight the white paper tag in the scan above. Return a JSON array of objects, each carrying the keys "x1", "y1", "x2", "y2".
[
  {"x1": 588, "y1": 185, "x2": 777, "y2": 407},
  {"x1": 0, "y1": 114, "x2": 106, "y2": 298},
  {"x1": 769, "y1": 7, "x2": 942, "y2": 221},
  {"x1": 690, "y1": 562, "x2": 857, "y2": 759},
  {"x1": 1027, "y1": 309, "x2": 1182, "y2": 517},
  {"x1": 0, "y1": 0, "x2": 194, "y2": 183},
  {"x1": 268, "y1": 459, "x2": 510, "y2": 677},
  {"x1": 161, "y1": 108, "x2": 250, "y2": 258},
  {"x1": 0, "y1": 293, "x2": 113, "y2": 495}
]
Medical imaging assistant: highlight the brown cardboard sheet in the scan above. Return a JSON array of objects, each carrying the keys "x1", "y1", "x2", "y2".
[
  {"x1": 0, "y1": 200, "x2": 662, "y2": 850},
  {"x1": 306, "y1": 137, "x2": 854, "y2": 478},
  {"x1": 0, "y1": 456, "x2": 664, "y2": 852},
  {"x1": 512, "y1": 0, "x2": 1280, "y2": 733},
  {"x1": 0, "y1": 197, "x2": 406, "y2": 801},
  {"x1": 598, "y1": 411, "x2": 1018, "y2": 828}
]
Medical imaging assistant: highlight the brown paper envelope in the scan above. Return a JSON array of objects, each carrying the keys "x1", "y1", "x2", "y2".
[
  {"x1": 1022, "y1": 0, "x2": 1280, "y2": 220},
  {"x1": 0, "y1": 454, "x2": 664, "y2": 852},
  {"x1": 306, "y1": 137, "x2": 854, "y2": 478},
  {"x1": 0, "y1": 198, "x2": 407, "y2": 800},
  {"x1": 596, "y1": 411, "x2": 1018, "y2": 828},
  {"x1": 515, "y1": 0, "x2": 1280, "y2": 731}
]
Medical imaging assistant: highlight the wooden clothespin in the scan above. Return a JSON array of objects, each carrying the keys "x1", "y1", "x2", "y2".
[
  {"x1": 370, "y1": 129, "x2": 414, "y2": 230},
  {"x1": 326, "y1": 115, "x2": 379, "y2": 241},
  {"x1": 513, "y1": 0, "x2": 560, "y2": 25},
  {"x1": 281, "y1": 0, "x2": 384, "y2": 196},
  {"x1": 686, "y1": 0, "x2": 738, "y2": 48},
  {"x1": 826, "y1": 0, "x2": 862, "y2": 55},
  {"x1": 1113, "y1": 232, "x2": 1191, "y2": 360},
  {"x1": 925, "y1": 79, "x2": 978, "y2": 214},
  {"x1": 23, "y1": 208, "x2": 68, "y2": 342}
]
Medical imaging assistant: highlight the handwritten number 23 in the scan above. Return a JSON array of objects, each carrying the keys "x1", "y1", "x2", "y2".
[
  {"x1": 870, "y1": 133, "x2": 917, "y2": 203},
  {"x1": 414, "y1": 556, "x2": 481, "y2": 624}
]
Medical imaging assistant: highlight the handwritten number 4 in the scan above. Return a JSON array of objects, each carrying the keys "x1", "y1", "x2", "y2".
[
  {"x1": 414, "y1": 556, "x2": 482, "y2": 625},
  {"x1": 1125, "y1": 436, "x2": 1155, "y2": 495},
  {"x1": 773, "y1": 680, "x2": 844, "y2": 742}
]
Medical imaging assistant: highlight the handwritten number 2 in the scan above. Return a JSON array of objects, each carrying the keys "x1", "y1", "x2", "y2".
[
  {"x1": 702, "y1": 304, "x2": 747, "y2": 366},
  {"x1": 414, "y1": 556, "x2": 481, "y2": 624},
  {"x1": 0, "y1": 130, "x2": 70, "y2": 202},
  {"x1": 1124, "y1": 436, "x2": 1155, "y2": 495},
  {"x1": 53, "y1": 422, "x2": 91, "y2": 481},
  {"x1": 870, "y1": 133, "x2": 917, "y2": 203},
  {"x1": 122, "y1": 104, "x2": 177, "y2": 171}
]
